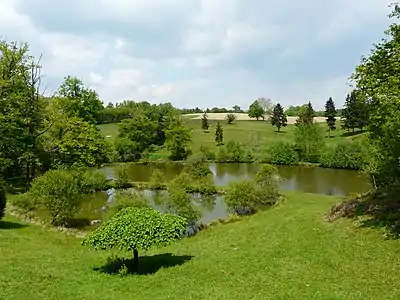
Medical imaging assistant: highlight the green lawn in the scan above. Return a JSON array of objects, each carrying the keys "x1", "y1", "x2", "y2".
[
  {"x1": 99, "y1": 119, "x2": 365, "y2": 156},
  {"x1": 2, "y1": 192, "x2": 400, "y2": 299}
]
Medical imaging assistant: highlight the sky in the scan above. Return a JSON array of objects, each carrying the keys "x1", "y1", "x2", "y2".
[{"x1": 0, "y1": 0, "x2": 393, "y2": 110}]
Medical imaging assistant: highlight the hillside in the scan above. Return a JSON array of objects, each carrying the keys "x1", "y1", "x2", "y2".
[{"x1": 1, "y1": 192, "x2": 399, "y2": 300}]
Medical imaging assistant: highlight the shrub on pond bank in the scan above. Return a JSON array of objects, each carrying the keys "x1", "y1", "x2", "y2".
[
  {"x1": 224, "y1": 180, "x2": 261, "y2": 215},
  {"x1": 108, "y1": 190, "x2": 150, "y2": 217},
  {"x1": 215, "y1": 141, "x2": 254, "y2": 163},
  {"x1": 254, "y1": 164, "x2": 281, "y2": 204},
  {"x1": 115, "y1": 165, "x2": 131, "y2": 188},
  {"x1": 320, "y1": 141, "x2": 370, "y2": 170},
  {"x1": 79, "y1": 169, "x2": 108, "y2": 193},
  {"x1": 165, "y1": 187, "x2": 200, "y2": 227},
  {"x1": 148, "y1": 168, "x2": 166, "y2": 190},
  {"x1": 265, "y1": 142, "x2": 299, "y2": 165}
]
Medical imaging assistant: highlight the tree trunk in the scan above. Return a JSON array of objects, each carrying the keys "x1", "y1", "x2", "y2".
[
  {"x1": 328, "y1": 128, "x2": 331, "y2": 138},
  {"x1": 133, "y1": 249, "x2": 139, "y2": 272}
]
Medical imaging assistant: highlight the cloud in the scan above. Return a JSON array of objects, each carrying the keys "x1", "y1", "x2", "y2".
[{"x1": 2, "y1": 0, "x2": 393, "y2": 110}]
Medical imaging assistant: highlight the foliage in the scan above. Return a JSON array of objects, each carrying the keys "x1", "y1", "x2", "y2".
[
  {"x1": 224, "y1": 180, "x2": 262, "y2": 215},
  {"x1": 82, "y1": 206, "x2": 187, "y2": 253},
  {"x1": 324, "y1": 97, "x2": 337, "y2": 137},
  {"x1": 56, "y1": 76, "x2": 104, "y2": 124},
  {"x1": 44, "y1": 116, "x2": 111, "y2": 168},
  {"x1": 342, "y1": 90, "x2": 369, "y2": 132},
  {"x1": 8, "y1": 192, "x2": 35, "y2": 212},
  {"x1": 254, "y1": 164, "x2": 280, "y2": 204},
  {"x1": 266, "y1": 142, "x2": 299, "y2": 165},
  {"x1": 78, "y1": 169, "x2": 108, "y2": 193},
  {"x1": 321, "y1": 141, "x2": 370, "y2": 170},
  {"x1": 294, "y1": 124, "x2": 325, "y2": 163},
  {"x1": 165, "y1": 118, "x2": 192, "y2": 161},
  {"x1": 225, "y1": 113, "x2": 236, "y2": 124},
  {"x1": 165, "y1": 187, "x2": 200, "y2": 226},
  {"x1": 199, "y1": 145, "x2": 216, "y2": 161},
  {"x1": 0, "y1": 179, "x2": 6, "y2": 220},
  {"x1": 201, "y1": 111, "x2": 209, "y2": 131},
  {"x1": 248, "y1": 100, "x2": 265, "y2": 120},
  {"x1": 215, "y1": 122, "x2": 224, "y2": 145},
  {"x1": 169, "y1": 167, "x2": 216, "y2": 195},
  {"x1": 29, "y1": 170, "x2": 81, "y2": 225},
  {"x1": 107, "y1": 190, "x2": 150, "y2": 217},
  {"x1": 285, "y1": 104, "x2": 307, "y2": 116},
  {"x1": 215, "y1": 141, "x2": 253, "y2": 163},
  {"x1": 295, "y1": 102, "x2": 315, "y2": 126},
  {"x1": 115, "y1": 165, "x2": 131, "y2": 188},
  {"x1": 149, "y1": 168, "x2": 166, "y2": 190},
  {"x1": 270, "y1": 103, "x2": 287, "y2": 132}
]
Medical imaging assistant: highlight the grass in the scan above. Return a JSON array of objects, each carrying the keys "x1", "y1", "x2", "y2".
[
  {"x1": 99, "y1": 119, "x2": 365, "y2": 157},
  {"x1": 2, "y1": 191, "x2": 400, "y2": 299}
]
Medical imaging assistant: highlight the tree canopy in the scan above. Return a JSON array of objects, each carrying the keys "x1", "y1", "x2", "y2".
[
  {"x1": 270, "y1": 103, "x2": 287, "y2": 132},
  {"x1": 248, "y1": 100, "x2": 265, "y2": 120}
]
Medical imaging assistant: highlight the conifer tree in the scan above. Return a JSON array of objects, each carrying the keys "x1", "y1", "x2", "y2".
[
  {"x1": 342, "y1": 91, "x2": 358, "y2": 132},
  {"x1": 215, "y1": 122, "x2": 223, "y2": 145},
  {"x1": 201, "y1": 111, "x2": 209, "y2": 131},
  {"x1": 270, "y1": 103, "x2": 287, "y2": 132},
  {"x1": 295, "y1": 101, "x2": 315, "y2": 126},
  {"x1": 324, "y1": 97, "x2": 336, "y2": 137}
]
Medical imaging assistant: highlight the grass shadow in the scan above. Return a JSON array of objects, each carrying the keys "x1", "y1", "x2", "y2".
[
  {"x1": 341, "y1": 130, "x2": 363, "y2": 137},
  {"x1": 0, "y1": 220, "x2": 28, "y2": 229},
  {"x1": 94, "y1": 253, "x2": 193, "y2": 276},
  {"x1": 327, "y1": 186, "x2": 400, "y2": 238}
]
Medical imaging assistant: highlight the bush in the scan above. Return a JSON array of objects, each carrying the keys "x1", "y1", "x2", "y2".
[
  {"x1": 225, "y1": 113, "x2": 236, "y2": 124},
  {"x1": 266, "y1": 142, "x2": 299, "y2": 165},
  {"x1": 215, "y1": 141, "x2": 253, "y2": 163},
  {"x1": 0, "y1": 178, "x2": 6, "y2": 220},
  {"x1": 107, "y1": 190, "x2": 150, "y2": 217},
  {"x1": 115, "y1": 165, "x2": 131, "y2": 188},
  {"x1": 169, "y1": 172, "x2": 192, "y2": 192},
  {"x1": 169, "y1": 166, "x2": 216, "y2": 194},
  {"x1": 184, "y1": 160, "x2": 212, "y2": 179},
  {"x1": 224, "y1": 180, "x2": 261, "y2": 215},
  {"x1": 321, "y1": 141, "x2": 369, "y2": 170},
  {"x1": 79, "y1": 169, "x2": 108, "y2": 193},
  {"x1": 29, "y1": 170, "x2": 82, "y2": 225},
  {"x1": 294, "y1": 124, "x2": 326, "y2": 163},
  {"x1": 254, "y1": 164, "x2": 281, "y2": 204},
  {"x1": 166, "y1": 187, "x2": 200, "y2": 226},
  {"x1": 199, "y1": 145, "x2": 216, "y2": 161},
  {"x1": 8, "y1": 192, "x2": 35, "y2": 212},
  {"x1": 148, "y1": 168, "x2": 166, "y2": 190}
]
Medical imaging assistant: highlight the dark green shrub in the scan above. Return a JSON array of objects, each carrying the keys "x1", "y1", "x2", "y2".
[
  {"x1": 225, "y1": 113, "x2": 236, "y2": 124},
  {"x1": 184, "y1": 161, "x2": 212, "y2": 179},
  {"x1": 192, "y1": 176, "x2": 217, "y2": 195},
  {"x1": 8, "y1": 193, "x2": 35, "y2": 212},
  {"x1": 224, "y1": 180, "x2": 261, "y2": 215},
  {"x1": 107, "y1": 190, "x2": 150, "y2": 217},
  {"x1": 115, "y1": 165, "x2": 131, "y2": 188},
  {"x1": 267, "y1": 142, "x2": 299, "y2": 165},
  {"x1": 0, "y1": 178, "x2": 6, "y2": 220},
  {"x1": 169, "y1": 172, "x2": 192, "y2": 192},
  {"x1": 166, "y1": 187, "x2": 200, "y2": 226},
  {"x1": 215, "y1": 141, "x2": 253, "y2": 163},
  {"x1": 321, "y1": 141, "x2": 369, "y2": 170},
  {"x1": 254, "y1": 164, "x2": 281, "y2": 204},
  {"x1": 79, "y1": 169, "x2": 108, "y2": 193},
  {"x1": 148, "y1": 168, "x2": 166, "y2": 190},
  {"x1": 29, "y1": 170, "x2": 81, "y2": 225}
]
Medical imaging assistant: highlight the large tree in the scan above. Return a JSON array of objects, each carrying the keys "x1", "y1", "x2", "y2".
[
  {"x1": 351, "y1": 2, "x2": 400, "y2": 187},
  {"x1": 82, "y1": 207, "x2": 187, "y2": 273},
  {"x1": 165, "y1": 118, "x2": 192, "y2": 161},
  {"x1": 295, "y1": 102, "x2": 315, "y2": 126},
  {"x1": 324, "y1": 97, "x2": 336, "y2": 137},
  {"x1": 248, "y1": 100, "x2": 265, "y2": 120},
  {"x1": 270, "y1": 103, "x2": 287, "y2": 132},
  {"x1": 256, "y1": 97, "x2": 274, "y2": 118}
]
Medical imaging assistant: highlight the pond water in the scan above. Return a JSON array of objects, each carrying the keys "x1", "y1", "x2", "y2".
[{"x1": 103, "y1": 163, "x2": 371, "y2": 196}]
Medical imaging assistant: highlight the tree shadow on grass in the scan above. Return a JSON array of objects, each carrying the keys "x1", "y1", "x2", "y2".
[
  {"x1": 326, "y1": 186, "x2": 400, "y2": 238},
  {"x1": 0, "y1": 220, "x2": 28, "y2": 229},
  {"x1": 341, "y1": 130, "x2": 363, "y2": 138},
  {"x1": 93, "y1": 253, "x2": 194, "y2": 276}
]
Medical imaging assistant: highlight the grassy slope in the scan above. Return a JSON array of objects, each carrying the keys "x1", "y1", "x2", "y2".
[
  {"x1": 99, "y1": 119, "x2": 364, "y2": 157},
  {"x1": 2, "y1": 192, "x2": 400, "y2": 300}
]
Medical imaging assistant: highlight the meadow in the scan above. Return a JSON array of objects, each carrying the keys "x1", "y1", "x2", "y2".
[{"x1": 1, "y1": 192, "x2": 399, "y2": 300}]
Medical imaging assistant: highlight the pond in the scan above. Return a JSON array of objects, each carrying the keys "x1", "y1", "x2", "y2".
[{"x1": 103, "y1": 163, "x2": 371, "y2": 196}]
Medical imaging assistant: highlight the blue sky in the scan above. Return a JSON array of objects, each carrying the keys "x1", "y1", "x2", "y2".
[{"x1": 0, "y1": 0, "x2": 392, "y2": 110}]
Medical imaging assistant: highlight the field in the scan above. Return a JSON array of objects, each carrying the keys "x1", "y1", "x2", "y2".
[
  {"x1": 1, "y1": 192, "x2": 400, "y2": 299},
  {"x1": 99, "y1": 115, "x2": 364, "y2": 156}
]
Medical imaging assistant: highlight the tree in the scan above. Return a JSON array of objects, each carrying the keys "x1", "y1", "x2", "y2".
[
  {"x1": 342, "y1": 91, "x2": 358, "y2": 132},
  {"x1": 270, "y1": 103, "x2": 287, "y2": 132},
  {"x1": 294, "y1": 124, "x2": 325, "y2": 163},
  {"x1": 56, "y1": 76, "x2": 104, "y2": 124},
  {"x1": 201, "y1": 111, "x2": 209, "y2": 131},
  {"x1": 256, "y1": 97, "x2": 273, "y2": 118},
  {"x1": 106, "y1": 102, "x2": 114, "y2": 108},
  {"x1": 82, "y1": 207, "x2": 187, "y2": 273},
  {"x1": 351, "y1": 2, "x2": 400, "y2": 187},
  {"x1": 295, "y1": 102, "x2": 315, "y2": 126},
  {"x1": 215, "y1": 122, "x2": 223, "y2": 145},
  {"x1": 0, "y1": 178, "x2": 6, "y2": 220},
  {"x1": 324, "y1": 97, "x2": 337, "y2": 137},
  {"x1": 248, "y1": 100, "x2": 265, "y2": 120},
  {"x1": 225, "y1": 113, "x2": 236, "y2": 124},
  {"x1": 165, "y1": 118, "x2": 192, "y2": 161},
  {"x1": 232, "y1": 105, "x2": 241, "y2": 112}
]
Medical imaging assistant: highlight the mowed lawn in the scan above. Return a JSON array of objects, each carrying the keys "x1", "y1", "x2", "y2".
[
  {"x1": 1, "y1": 192, "x2": 400, "y2": 299},
  {"x1": 99, "y1": 118, "x2": 365, "y2": 156}
]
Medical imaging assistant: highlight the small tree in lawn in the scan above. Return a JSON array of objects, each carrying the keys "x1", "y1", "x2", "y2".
[
  {"x1": 215, "y1": 121, "x2": 223, "y2": 145},
  {"x1": 324, "y1": 97, "x2": 336, "y2": 137},
  {"x1": 82, "y1": 207, "x2": 187, "y2": 273},
  {"x1": 201, "y1": 111, "x2": 209, "y2": 131},
  {"x1": 225, "y1": 113, "x2": 236, "y2": 124},
  {"x1": 248, "y1": 100, "x2": 265, "y2": 120},
  {"x1": 270, "y1": 103, "x2": 287, "y2": 132}
]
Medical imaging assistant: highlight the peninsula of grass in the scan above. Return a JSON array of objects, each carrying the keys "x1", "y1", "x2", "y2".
[{"x1": 1, "y1": 191, "x2": 399, "y2": 300}]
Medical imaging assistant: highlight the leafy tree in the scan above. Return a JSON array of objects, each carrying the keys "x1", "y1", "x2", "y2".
[
  {"x1": 270, "y1": 103, "x2": 287, "y2": 132},
  {"x1": 225, "y1": 113, "x2": 236, "y2": 124},
  {"x1": 201, "y1": 111, "x2": 209, "y2": 131},
  {"x1": 82, "y1": 207, "x2": 187, "y2": 272},
  {"x1": 295, "y1": 102, "x2": 315, "y2": 126},
  {"x1": 165, "y1": 118, "x2": 192, "y2": 161},
  {"x1": 107, "y1": 190, "x2": 150, "y2": 217},
  {"x1": 294, "y1": 124, "x2": 325, "y2": 163},
  {"x1": 285, "y1": 104, "x2": 307, "y2": 116},
  {"x1": 29, "y1": 170, "x2": 82, "y2": 225},
  {"x1": 106, "y1": 102, "x2": 114, "y2": 108},
  {"x1": 215, "y1": 122, "x2": 224, "y2": 145},
  {"x1": 0, "y1": 178, "x2": 6, "y2": 220},
  {"x1": 256, "y1": 97, "x2": 273, "y2": 118},
  {"x1": 248, "y1": 100, "x2": 265, "y2": 120},
  {"x1": 224, "y1": 180, "x2": 262, "y2": 215},
  {"x1": 56, "y1": 76, "x2": 104, "y2": 124},
  {"x1": 254, "y1": 164, "x2": 280, "y2": 204},
  {"x1": 43, "y1": 116, "x2": 111, "y2": 168},
  {"x1": 324, "y1": 97, "x2": 337, "y2": 137},
  {"x1": 232, "y1": 105, "x2": 241, "y2": 112},
  {"x1": 351, "y1": 2, "x2": 400, "y2": 187}
]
